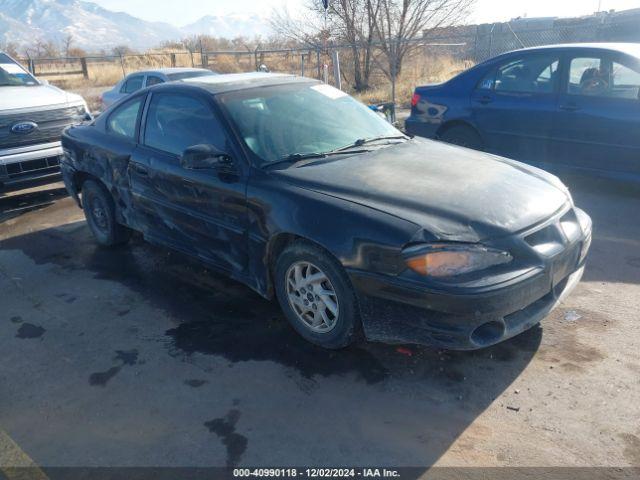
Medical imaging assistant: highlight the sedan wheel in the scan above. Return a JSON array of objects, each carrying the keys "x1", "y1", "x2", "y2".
[
  {"x1": 275, "y1": 241, "x2": 360, "y2": 349},
  {"x1": 286, "y1": 261, "x2": 340, "y2": 333}
]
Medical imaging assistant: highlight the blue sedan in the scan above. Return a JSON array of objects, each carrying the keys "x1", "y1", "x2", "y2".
[{"x1": 406, "y1": 43, "x2": 640, "y2": 182}]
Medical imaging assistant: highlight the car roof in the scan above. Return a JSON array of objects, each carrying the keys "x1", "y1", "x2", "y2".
[
  {"x1": 127, "y1": 68, "x2": 212, "y2": 77},
  {"x1": 500, "y1": 42, "x2": 640, "y2": 59},
  {"x1": 181, "y1": 72, "x2": 318, "y2": 94}
]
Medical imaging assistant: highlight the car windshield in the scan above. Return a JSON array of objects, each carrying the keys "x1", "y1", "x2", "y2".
[
  {"x1": 218, "y1": 82, "x2": 402, "y2": 165},
  {"x1": 0, "y1": 53, "x2": 38, "y2": 87},
  {"x1": 167, "y1": 71, "x2": 215, "y2": 81}
]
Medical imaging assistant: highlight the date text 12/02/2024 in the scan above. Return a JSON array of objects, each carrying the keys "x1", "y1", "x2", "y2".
[{"x1": 233, "y1": 469, "x2": 401, "y2": 478}]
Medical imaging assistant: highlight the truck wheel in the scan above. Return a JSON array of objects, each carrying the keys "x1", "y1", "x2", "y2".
[
  {"x1": 275, "y1": 241, "x2": 360, "y2": 349},
  {"x1": 82, "y1": 179, "x2": 131, "y2": 247},
  {"x1": 440, "y1": 125, "x2": 484, "y2": 150}
]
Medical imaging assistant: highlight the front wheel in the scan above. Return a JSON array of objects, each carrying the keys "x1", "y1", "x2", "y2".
[{"x1": 275, "y1": 241, "x2": 360, "y2": 349}]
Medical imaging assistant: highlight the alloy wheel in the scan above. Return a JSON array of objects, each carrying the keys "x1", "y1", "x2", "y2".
[{"x1": 285, "y1": 261, "x2": 340, "y2": 333}]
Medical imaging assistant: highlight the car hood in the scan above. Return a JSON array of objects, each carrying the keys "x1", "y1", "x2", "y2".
[
  {"x1": 0, "y1": 84, "x2": 85, "y2": 111},
  {"x1": 273, "y1": 138, "x2": 570, "y2": 242}
]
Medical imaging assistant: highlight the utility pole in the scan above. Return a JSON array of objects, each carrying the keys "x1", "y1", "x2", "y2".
[{"x1": 323, "y1": 0, "x2": 329, "y2": 83}]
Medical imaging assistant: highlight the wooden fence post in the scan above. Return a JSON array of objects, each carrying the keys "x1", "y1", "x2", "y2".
[
  {"x1": 80, "y1": 57, "x2": 89, "y2": 79},
  {"x1": 119, "y1": 53, "x2": 126, "y2": 77}
]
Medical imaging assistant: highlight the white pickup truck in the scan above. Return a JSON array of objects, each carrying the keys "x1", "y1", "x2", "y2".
[{"x1": 0, "y1": 52, "x2": 90, "y2": 192}]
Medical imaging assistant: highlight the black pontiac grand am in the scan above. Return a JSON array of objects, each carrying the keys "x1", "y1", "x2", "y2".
[{"x1": 60, "y1": 73, "x2": 592, "y2": 350}]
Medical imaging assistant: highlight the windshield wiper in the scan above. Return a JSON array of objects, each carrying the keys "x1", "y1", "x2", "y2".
[
  {"x1": 333, "y1": 135, "x2": 409, "y2": 152},
  {"x1": 263, "y1": 152, "x2": 328, "y2": 169},
  {"x1": 263, "y1": 149, "x2": 372, "y2": 169}
]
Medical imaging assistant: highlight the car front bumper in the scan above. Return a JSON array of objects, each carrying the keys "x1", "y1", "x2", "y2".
[
  {"x1": 0, "y1": 141, "x2": 63, "y2": 192},
  {"x1": 349, "y1": 217, "x2": 592, "y2": 350},
  {"x1": 404, "y1": 115, "x2": 439, "y2": 139}
]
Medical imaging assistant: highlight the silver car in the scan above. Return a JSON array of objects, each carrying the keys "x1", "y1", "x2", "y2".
[
  {"x1": 1, "y1": 51, "x2": 90, "y2": 191},
  {"x1": 99, "y1": 68, "x2": 217, "y2": 110}
]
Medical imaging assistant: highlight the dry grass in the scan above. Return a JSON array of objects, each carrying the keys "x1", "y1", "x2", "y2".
[
  {"x1": 38, "y1": 49, "x2": 471, "y2": 111},
  {"x1": 354, "y1": 54, "x2": 473, "y2": 107}
]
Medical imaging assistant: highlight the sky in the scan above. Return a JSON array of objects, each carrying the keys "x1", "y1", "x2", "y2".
[{"x1": 93, "y1": 0, "x2": 640, "y2": 26}]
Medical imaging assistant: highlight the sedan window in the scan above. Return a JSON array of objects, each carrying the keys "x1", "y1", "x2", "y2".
[
  {"x1": 146, "y1": 76, "x2": 164, "y2": 87},
  {"x1": 569, "y1": 56, "x2": 640, "y2": 100},
  {"x1": 121, "y1": 75, "x2": 144, "y2": 94},
  {"x1": 495, "y1": 55, "x2": 559, "y2": 94},
  {"x1": 106, "y1": 96, "x2": 143, "y2": 139},
  {"x1": 143, "y1": 93, "x2": 227, "y2": 156}
]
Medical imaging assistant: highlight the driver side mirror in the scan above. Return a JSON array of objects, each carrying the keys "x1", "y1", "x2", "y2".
[{"x1": 181, "y1": 144, "x2": 235, "y2": 172}]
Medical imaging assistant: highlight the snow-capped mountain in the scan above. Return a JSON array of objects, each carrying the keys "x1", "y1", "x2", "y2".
[
  {"x1": 182, "y1": 14, "x2": 272, "y2": 39},
  {"x1": 0, "y1": 0, "x2": 270, "y2": 52}
]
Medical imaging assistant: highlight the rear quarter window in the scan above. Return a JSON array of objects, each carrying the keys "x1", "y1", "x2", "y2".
[
  {"x1": 106, "y1": 96, "x2": 144, "y2": 139},
  {"x1": 120, "y1": 76, "x2": 144, "y2": 94}
]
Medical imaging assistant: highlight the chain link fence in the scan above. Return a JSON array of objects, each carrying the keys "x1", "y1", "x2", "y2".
[
  {"x1": 423, "y1": 12, "x2": 640, "y2": 63},
  {"x1": 13, "y1": 10, "x2": 640, "y2": 111}
]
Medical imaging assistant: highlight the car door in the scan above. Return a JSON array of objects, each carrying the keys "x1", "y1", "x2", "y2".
[
  {"x1": 554, "y1": 50, "x2": 640, "y2": 178},
  {"x1": 128, "y1": 89, "x2": 248, "y2": 274},
  {"x1": 471, "y1": 52, "x2": 561, "y2": 163}
]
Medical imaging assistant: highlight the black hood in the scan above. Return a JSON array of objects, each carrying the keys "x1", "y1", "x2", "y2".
[{"x1": 274, "y1": 138, "x2": 570, "y2": 242}]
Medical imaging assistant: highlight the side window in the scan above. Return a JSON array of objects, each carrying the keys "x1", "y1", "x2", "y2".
[
  {"x1": 107, "y1": 96, "x2": 143, "y2": 139},
  {"x1": 495, "y1": 55, "x2": 560, "y2": 94},
  {"x1": 143, "y1": 93, "x2": 227, "y2": 156},
  {"x1": 611, "y1": 61, "x2": 640, "y2": 100},
  {"x1": 477, "y1": 69, "x2": 496, "y2": 90},
  {"x1": 120, "y1": 75, "x2": 144, "y2": 94},
  {"x1": 568, "y1": 57, "x2": 606, "y2": 96},
  {"x1": 570, "y1": 56, "x2": 640, "y2": 99},
  {"x1": 146, "y1": 76, "x2": 164, "y2": 87}
]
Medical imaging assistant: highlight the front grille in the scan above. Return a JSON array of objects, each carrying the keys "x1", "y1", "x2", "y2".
[
  {"x1": 4, "y1": 156, "x2": 60, "y2": 180},
  {"x1": 0, "y1": 106, "x2": 81, "y2": 150},
  {"x1": 524, "y1": 208, "x2": 582, "y2": 257}
]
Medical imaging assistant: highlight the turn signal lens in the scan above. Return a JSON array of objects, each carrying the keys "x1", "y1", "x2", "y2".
[
  {"x1": 411, "y1": 93, "x2": 421, "y2": 107},
  {"x1": 404, "y1": 244, "x2": 512, "y2": 278}
]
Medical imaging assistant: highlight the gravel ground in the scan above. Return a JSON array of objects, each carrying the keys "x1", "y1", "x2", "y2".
[{"x1": 0, "y1": 174, "x2": 638, "y2": 472}]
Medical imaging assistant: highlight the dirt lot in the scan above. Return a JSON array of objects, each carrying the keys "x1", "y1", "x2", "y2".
[{"x1": 0, "y1": 174, "x2": 639, "y2": 473}]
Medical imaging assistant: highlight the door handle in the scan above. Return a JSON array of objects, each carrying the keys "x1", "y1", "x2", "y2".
[
  {"x1": 560, "y1": 103, "x2": 580, "y2": 112},
  {"x1": 475, "y1": 96, "x2": 493, "y2": 105},
  {"x1": 131, "y1": 163, "x2": 149, "y2": 176}
]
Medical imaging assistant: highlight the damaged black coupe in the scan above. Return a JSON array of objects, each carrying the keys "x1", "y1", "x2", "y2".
[{"x1": 60, "y1": 73, "x2": 592, "y2": 350}]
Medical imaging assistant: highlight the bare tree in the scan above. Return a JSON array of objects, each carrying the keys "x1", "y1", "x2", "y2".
[
  {"x1": 270, "y1": 5, "x2": 326, "y2": 49},
  {"x1": 112, "y1": 45, "x2": 136, "y2": 56},
  {"x1": 62, "y1": 34, "x2": 74, "y2": 58},
  {"x1": 271, "y1": 1, "x2": 379, "y2": 91},
  {"x1": 369, "y1": 0, "x2": 476, "y2": 104},
  {"x1": 315, "y1": 0, "x2": 380, "y2": 91},
  {"x1": 0, "y1": 41, "x2": 20, "y2": 58}
]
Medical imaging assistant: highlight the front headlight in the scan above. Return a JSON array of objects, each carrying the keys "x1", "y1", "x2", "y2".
[
  {"x1": 72, "y1": 102, "x2": 93, "y2": 123},
  {"x1": 403, "y1": 243, "x2": 513, "y2": 278}
]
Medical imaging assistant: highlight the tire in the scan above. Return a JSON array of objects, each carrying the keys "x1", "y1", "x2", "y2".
[
  {"x1": 275, "y1": 241, "x2": 360, "y2": 349},
  {"x1": 440, "y1": 125, "x2": 484, "y2": 150},
  {"x1": 81, "y1": 179, "x2": 131, "y2": 247}
]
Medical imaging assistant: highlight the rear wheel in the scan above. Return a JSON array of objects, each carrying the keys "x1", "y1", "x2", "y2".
[
  {"x1": 82, "y1": 179, "x2": 131, "y2": 247},
  {"x1": 275, "y1": 241, "x2": 359, "y2": 349},
  {"x1": 440, "y1": 125, "x2": 484, "y2": 150}
]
